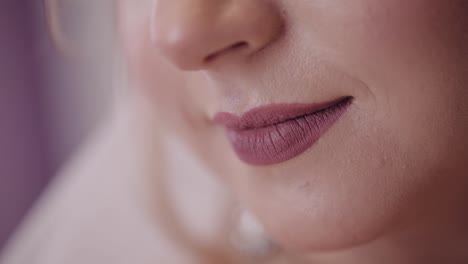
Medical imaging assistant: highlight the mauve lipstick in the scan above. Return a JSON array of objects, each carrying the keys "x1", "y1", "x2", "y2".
[{"x1": 214, "y1": 97, "x2": 353, "y2": 165}]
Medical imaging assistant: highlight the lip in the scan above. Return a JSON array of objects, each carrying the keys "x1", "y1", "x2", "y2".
[{"x1": 214, "y1": 97, "x2": 353, "y2": 165}]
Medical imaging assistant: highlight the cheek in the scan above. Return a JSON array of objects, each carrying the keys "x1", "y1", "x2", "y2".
[
  {"x1": 119, "y1": 13, "x2": 192, "y2": 123},
  {"x1": 121, "y1": 25, "x2": 181, "y2": 102},
  {"x1": 291, "y1": 0, "x2": 468, "y2": 85},
  {"x1": 119, "y1": 14, "x2": 223, "y2": 156},
  {"x1": 291, "y1": 0, "x2": 468, "y2": 165}
]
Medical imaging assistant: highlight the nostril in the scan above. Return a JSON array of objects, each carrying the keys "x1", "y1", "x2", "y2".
[
  {"x1": 204, "y1": 41, "x2": 249, "y2": 63},
  {"x1": 229, "y1": 41, "x2": 250, "y2": 50}
]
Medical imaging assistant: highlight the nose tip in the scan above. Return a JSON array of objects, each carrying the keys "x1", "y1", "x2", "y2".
[{"x1": 151, "y1": 0, "x2": 284, "y2": 71}]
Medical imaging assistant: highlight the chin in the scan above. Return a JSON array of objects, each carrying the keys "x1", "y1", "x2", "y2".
[
  {"x1": 227, "y1": 119, "x2": 429, "y2": 254},
  {"x1": 258, "y1": 195, "x2": 398, "y2": 253},
  {"x1": 244, "y1": 171, "x2": 405, "y2": 253}
]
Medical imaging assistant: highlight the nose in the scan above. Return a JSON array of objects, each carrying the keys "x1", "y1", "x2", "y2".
[{"x1": 151, "y1": 0, "x2": 284, "y2": 71}]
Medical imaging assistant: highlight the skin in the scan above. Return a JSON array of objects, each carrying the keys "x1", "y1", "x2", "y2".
[{"x1": 117, "y1": 0, "x2": 468, "y2": 262}]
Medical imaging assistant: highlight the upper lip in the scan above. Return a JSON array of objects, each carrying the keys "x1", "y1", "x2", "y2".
[{"x1": 214, "y1": 96, "x2": 353, "y2": 130}]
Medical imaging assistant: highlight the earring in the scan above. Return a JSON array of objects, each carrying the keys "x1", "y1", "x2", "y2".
[{"x1": 230, "y1": 209, "x2": 280, "y2": 258}]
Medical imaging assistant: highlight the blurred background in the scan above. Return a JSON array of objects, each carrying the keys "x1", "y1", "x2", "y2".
[{"x1": 0, "y1": 0, "x2": 114, "y2": 251}]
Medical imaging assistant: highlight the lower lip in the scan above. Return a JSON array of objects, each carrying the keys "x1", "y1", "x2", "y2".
[{"x1": 218, "y1": 98, "x2": 352, "y2": 165}]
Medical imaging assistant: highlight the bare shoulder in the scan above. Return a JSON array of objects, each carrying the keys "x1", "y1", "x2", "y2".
[
  {"x1": 0, "y1": 103, "x2": 234, "y2": 264},
  {"x1": 0, "y1": 108, "x2": 200, "y2": 264}
]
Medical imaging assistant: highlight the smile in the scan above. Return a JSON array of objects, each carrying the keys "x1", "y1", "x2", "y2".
[{"x1": 214, "y1": 97, "x2": 353, "y2": 165}]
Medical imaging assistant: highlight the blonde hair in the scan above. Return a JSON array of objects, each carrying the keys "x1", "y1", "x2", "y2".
[{"x1": 44, "y1": 0, "x2": 81, "y2": 58}]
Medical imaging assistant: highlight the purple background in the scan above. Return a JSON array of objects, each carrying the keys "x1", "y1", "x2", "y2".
[
  {"x1": 0, "y1": 0, "x2": 113, "y2": 252},
  {"x1": 1, "y1": 0, "x2": 56, "y2": 250}
]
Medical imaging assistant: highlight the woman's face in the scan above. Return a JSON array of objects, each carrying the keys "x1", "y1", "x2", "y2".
[{"x1": 118, "y1": 0, "x2": 468, "y2": 253}]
